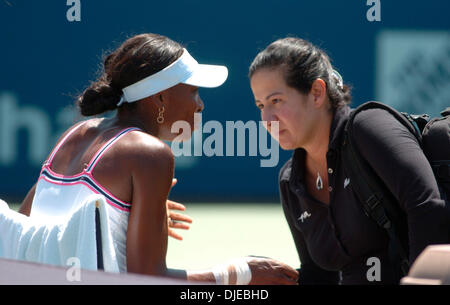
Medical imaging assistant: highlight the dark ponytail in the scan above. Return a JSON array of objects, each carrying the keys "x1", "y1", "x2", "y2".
[
  {"x1": 77, "y1": 75, "x2": 122, "y2": 117},
  {"x1": 249, "y1": 37, "x2": 352, "y2": 110},
  {"x1": 77, "y1": 33, "x2": 184, "y2": 117}
]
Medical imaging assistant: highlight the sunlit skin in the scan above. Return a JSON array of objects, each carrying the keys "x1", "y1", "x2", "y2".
[
  {"x1": 250, "y1": 67, "x2": 334, "y2": 205},
  {"x1": 18, "y1": 80, "x2": 298, "y2": 283},
  {"x1": 117, "y1": 83, "x2": 204, "y2": 142},
  {"x1": 155, "y1": 84, "x2": 204, "y2": 141},
  {"x1": 20, "y1": 83, "x2": 201, "y2": 235}
]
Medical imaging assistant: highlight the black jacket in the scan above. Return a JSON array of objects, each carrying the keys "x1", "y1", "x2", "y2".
[{"x1": 279, "y1": 105, "x2": 449, "y2": 285}]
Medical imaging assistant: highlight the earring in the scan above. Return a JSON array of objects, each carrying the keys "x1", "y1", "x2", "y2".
[{"x1": 157, "y1": 106, "x2": 165, "y2": 124}]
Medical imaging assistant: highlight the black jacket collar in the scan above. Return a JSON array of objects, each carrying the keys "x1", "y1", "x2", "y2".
[{"x1": 279, "y1": 105, "x2": 351, "y2": 183}]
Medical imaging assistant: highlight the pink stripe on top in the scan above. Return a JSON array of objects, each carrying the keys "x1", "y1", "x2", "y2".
[
  {"x1": 38, "y1": 175, "x2": 131, "y2": 212},
  {"x1": 32, "y1": 123, "x2": 143, "y2": 273},
  {"x1": 85, "y1": 127, "x2": 142, "y2": 173},
  {"x1": 38, "y1": 124, "x2": 142, "y2": 212}
]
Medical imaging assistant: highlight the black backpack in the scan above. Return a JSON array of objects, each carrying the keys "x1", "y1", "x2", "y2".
[{"x1": 341, "y1": 101, "x2": 450, "y2": 276}]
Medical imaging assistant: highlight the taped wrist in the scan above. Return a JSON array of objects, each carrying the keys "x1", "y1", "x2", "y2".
[{"x1": 212, "y1": 258, "x2": 252, "y2": 285}]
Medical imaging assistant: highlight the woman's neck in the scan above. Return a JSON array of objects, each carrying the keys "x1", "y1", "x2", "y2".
[
  {"x1": 303, "y1": 110, "x2": 333, "y2": 174},
  {"x1": 115, "y1": 108, "x2": 159, "y2": 136}
]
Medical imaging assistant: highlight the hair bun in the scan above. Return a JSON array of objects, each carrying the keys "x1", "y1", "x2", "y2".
[
  {"x1": 77, "y1": 80, "x2": 122, "y2": 116},
  {"x1": 76, "y1": 33, "x2": 184, "y2": 117}
]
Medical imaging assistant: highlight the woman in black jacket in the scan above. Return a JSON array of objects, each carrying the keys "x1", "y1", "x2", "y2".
[{"x1": 248, "y1": 37, "x2": 449, "y2": 284}]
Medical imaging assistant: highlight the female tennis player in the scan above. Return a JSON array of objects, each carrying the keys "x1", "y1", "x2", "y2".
[{"x1": 18, "y1": 33, "x2": 298, "y2": 285}]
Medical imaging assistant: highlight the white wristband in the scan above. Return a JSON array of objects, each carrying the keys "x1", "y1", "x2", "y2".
[
  {"x1": 212, "y1": 258, "x2": 252, "y2": 285},
  {"x1": 232, "y1": 258, "x2": 252, "y2": 285},
  {"x1": 212, "y1": 263, "x2": 230, "y2": 285}
]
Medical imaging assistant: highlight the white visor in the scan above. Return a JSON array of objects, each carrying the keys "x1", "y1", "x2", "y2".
[{"x1": 118, "y1": 48, "x2": 228, "y2": 105}]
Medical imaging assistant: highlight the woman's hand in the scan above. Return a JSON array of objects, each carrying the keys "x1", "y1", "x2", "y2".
[
  {"x1": 246, "y1": 256, "x2": 298, "y2": 285},
  {"x1": 167, "y1": 179, "x2": 193, "y2": 240}
]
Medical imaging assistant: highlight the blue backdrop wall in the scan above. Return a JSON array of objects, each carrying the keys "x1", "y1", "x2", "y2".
[{"x1": 1, "y1": 0, "x2": 449, "y2": 202}]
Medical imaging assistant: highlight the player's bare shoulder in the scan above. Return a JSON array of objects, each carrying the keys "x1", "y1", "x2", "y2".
[
  {"x1": 116, "y1": 130, "x2": 175, "y2": 197},
  {"x1": 117, "y1": 129, "x2": 174, "y2": 172}
]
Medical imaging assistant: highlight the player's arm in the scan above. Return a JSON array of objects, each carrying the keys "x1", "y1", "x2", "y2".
[
  {"x1": 125, "y1": 134, "x2": 297, "y2": 284},
  {"x1": 124, "y1": 137, "x2": 215, "y2": 281},
  {"x1": 125, "y1": 136, "x2": 177, "y2": 276}
]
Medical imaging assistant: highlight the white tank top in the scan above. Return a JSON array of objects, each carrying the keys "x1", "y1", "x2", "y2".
[{"x1": 30, "y1": 122, "x2": 141, "y2": 273}]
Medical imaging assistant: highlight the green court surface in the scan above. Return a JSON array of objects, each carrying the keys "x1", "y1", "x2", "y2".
[
  {"x1": 8, "y1": 202, "x2": 300, "y2": 270},
  {"x1": 167, "y1": 203, "x2": 300, "y2": 270}
]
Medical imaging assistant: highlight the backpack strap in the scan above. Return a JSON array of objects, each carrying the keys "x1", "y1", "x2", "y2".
[
  {"x1": 423, "y1": 108, "x2": 450, "y2": 202},
  {"x1": 342, "y1": 101, "x2": 411, "y2": 275}
]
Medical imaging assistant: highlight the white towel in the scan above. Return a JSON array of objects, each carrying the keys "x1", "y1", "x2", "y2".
[{"x1": 0, "y1": 194, "x2": 119, "y2": 273}]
